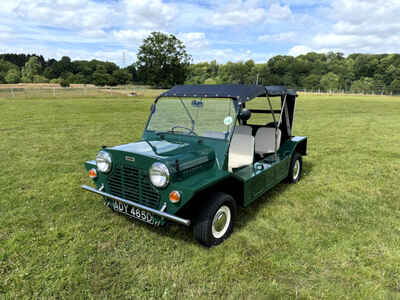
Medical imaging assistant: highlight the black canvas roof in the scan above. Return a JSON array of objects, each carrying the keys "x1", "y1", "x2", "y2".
[
  {"x1": 160, "y1": 84, "x2": 267, "y2": 102},
  {"x1": 265, "y1": 86, "x2": 297, "y2": 97}
]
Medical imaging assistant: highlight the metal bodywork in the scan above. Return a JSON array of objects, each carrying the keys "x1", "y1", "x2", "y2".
[{"x1": 82, "y1": 84, "x2": 307, "y2": 226}]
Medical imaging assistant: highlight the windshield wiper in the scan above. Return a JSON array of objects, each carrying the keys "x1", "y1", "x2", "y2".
[{"x1": 155, "y1": 130, "x2": 173, "y2": 136}]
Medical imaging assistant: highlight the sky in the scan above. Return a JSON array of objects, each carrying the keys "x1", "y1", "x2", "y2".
[{"x1": 1, "y1": 0, "x2": 399, "y2": 66}]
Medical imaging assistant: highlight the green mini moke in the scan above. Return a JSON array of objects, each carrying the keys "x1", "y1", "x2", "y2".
[{"x1": 82, "y1": 84, "x2": 307, "y2": 246}]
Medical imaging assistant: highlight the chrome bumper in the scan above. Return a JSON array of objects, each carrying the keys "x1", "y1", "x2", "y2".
[{"x1": 81, "y1": 185, "x2": 191, "y2": 226}]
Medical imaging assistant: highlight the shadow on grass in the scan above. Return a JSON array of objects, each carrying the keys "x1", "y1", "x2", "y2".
[
  {"x1": 235, "y1": 160, "x2": 314, "y2": 231},
  {"x1": 109, "y1": 160, "x2": 314, "y2": 247},
  {"x1": 113, "y1": 209, "x2": 197, "y2": 246}
]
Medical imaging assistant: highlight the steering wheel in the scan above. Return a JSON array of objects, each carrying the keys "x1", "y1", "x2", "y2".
[{"x1": 171, "y1": 125, "x2": 197, "y2": 135}]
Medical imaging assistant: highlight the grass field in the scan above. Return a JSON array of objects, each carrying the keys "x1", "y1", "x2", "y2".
[{"x1": 1, "y1": 91, "x2": 400, "y2": 299}]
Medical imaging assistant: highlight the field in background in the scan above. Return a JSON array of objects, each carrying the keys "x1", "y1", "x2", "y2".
[
  {"x1": 1, "y1": 91, "x2": 400, "y2": 298},
  {"x1": 0, "y1": 83, "x2": 165, "y2": 99}
]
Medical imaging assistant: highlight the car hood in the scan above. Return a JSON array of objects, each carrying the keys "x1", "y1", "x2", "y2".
[{"x1": 108, "y1": 140, "x2": 215, "y2": 174}]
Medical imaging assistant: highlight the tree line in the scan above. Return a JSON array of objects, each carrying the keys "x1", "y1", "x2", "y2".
[
  {"x1": 186, "y1": 53, "x2": 400, "y2": 93},
  {"x1": 1, "y1": 32, "x2": 400, "y2": 93}
]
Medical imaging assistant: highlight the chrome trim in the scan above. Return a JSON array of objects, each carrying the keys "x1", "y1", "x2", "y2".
[
  {"x1": 81, "y1": 185, "x2": 191, "y2": 226},
  {"x1": 96, "y1": 151, "x2": 112, "y2": 173}
]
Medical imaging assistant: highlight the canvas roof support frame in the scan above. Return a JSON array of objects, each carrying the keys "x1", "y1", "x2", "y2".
[{"x1": 248, "y1": 93, "x2": 292, "y2": 155}]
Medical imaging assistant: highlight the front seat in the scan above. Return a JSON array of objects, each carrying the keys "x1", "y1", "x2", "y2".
[
  {"x1": 228, "y1": 129, "x2": 254, "y2": 172},
  {"x1": 254, "y1": 127, "x2": 281, "y2": 156}
]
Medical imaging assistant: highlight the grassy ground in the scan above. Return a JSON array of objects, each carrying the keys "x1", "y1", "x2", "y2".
[{"x1": 1, "y1": 91, "x2": 400, "y2": 299}]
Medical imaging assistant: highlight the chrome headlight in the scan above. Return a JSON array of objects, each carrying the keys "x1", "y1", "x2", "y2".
[
  {"x1": 149, "y1": 162, "x2": 170, "y2": 188},
  {"x1": 96, "y1": 151, "x2": 112, "y2": 173}
]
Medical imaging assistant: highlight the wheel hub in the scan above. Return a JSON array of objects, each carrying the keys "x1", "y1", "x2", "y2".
[
  {"x1": 212, "y1": 205, "x2": 231, "y2": 239},
  {"x1": 293, "y1": 160, "x2": 300, "y2": 180}
]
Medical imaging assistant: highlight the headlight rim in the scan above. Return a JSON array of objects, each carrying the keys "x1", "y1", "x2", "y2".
[
  {"x1": 96, "y1": 150, "x2": 112, "y2": 173},
  {"x1": 149, "y1": 162, "x2": 170, "y2": 188}
]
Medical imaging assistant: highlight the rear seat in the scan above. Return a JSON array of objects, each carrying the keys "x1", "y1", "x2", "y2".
[{"x1": 254, "y1": 127, "x2": 281, "y2": 156}]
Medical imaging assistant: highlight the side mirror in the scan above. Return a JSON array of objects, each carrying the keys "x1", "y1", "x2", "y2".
[{"x1": 239, "y1": 108, "x2": 251, "y2": 121}]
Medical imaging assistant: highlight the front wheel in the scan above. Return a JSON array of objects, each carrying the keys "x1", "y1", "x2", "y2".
[
  {"x1": 193, "y1": 192, "x2": 237, "y2": 247},
  {"x1": 287, "y1": 152, "x2": 303, "y2": 183}
]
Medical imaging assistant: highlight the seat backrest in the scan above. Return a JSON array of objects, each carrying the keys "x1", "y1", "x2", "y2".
[
  {"x1": 255, "y1": 127, "x2": 281, "y2": 155},
  {"x1": 228, "y1": 132, "x2": 254, "y2": 172},
  {"x1": 234, "y1": 125, "x2": 252, "y2": 136}
]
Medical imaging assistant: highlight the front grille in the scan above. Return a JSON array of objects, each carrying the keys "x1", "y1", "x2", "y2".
[{"x1": 107, "y1": 165, "x2": 160, "y2": 209}]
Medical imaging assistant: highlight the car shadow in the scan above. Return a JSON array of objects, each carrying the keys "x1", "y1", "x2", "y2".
[
  {"x1": 115, "y1": 160, "x2": 314, "y2": 246},
  {"x1": 235, "y1": 160, "x2": 314, "y2": 231},
  {"x1": 116, "y1": 211, "x2": 198, "y2": 246}
]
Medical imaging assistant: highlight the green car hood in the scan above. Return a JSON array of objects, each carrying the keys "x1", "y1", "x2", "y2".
[{"x1": 107, "y1": 140, "x2": 215, "y2": 175}]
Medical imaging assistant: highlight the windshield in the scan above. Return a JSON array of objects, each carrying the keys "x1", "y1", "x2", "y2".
[{"x1": 146, "y1": 97, "x2": 236, "y2": 139}]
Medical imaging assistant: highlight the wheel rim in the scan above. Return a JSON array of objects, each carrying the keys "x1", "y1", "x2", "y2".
[
  {"x1": 212, "y1": 205, "x2": 231, "y2": 239},
  {"x1": 293, "y1": 159, "x2": 300, "y2": 180}
]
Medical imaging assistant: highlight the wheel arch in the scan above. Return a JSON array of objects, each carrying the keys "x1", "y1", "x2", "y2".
[
  {"x1": 175, "y1": 176, "x2": 244, "y2": 220},
  {"x1": 293, "y1": 138, "x2": 307, "y2": 156}
]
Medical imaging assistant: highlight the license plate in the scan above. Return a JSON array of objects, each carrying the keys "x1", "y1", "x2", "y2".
[{"x1": 112, "y1": 200, "x2": 159, "y2": 226}]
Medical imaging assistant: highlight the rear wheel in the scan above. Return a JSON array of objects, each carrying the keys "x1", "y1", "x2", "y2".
[
  {"x1": 288, "y1": 152, "x2": 302, "y2": 183},
  {"x1": 193, "y1": 192, "x2": 236, "y2": 247}
]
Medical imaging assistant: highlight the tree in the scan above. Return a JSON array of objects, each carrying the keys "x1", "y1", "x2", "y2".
[
  {"x1": 390, "y1": 79, "x2": 400, "y2": 93},
  {"x1": 112, "y1": 69, "x2": 131, "y2": 85},
  {"x1": 5, "y1": 69, "x2": 20, "y2": 83},
  {"x1": 92, "y1": 66, "x2": 112, "y2": 86},
  {"x1": 60, "y1": 79, "x2": 70, "y2": 87},
  {"x1": 303, "y1": 74, "x2": 321, "y2": 90},
  {"x1": 33, "y1": 75, "x2": 49, "y2": 83},
  {"x1": 21, "y1": 56, "x2": 42, "y2": 82},
  {"x1": 351, "y1": 77, "x2": 374, "y2": 93},
  {"x1": 320, "y1": 72, "x2": 340, "y2": 91},
  {"x1": 136, "y1": 32, "x2": 192, "y2": 87},
  {"x1": 126, "y1": 64, "x2": 137, "y2": 82}
]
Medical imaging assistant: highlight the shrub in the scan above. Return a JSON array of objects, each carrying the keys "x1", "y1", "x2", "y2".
[
  {"x1": 33, "y1": 75, "x2": 49, "y2": 83},
  {"x1": 60, "y1": 79, "x2": 70, "y2": 88},
  {"x1": 50, "y1": 78, "x2": 62, "y2": 84}
]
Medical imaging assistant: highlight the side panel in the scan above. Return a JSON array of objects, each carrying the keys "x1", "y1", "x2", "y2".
[{"x1": 232, "y1": 136, "x2": 307, "y2": 207}]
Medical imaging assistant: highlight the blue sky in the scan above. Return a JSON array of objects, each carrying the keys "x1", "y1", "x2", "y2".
[{"x1": 1, "y1": 0, "x2": 399, "y2": 66}]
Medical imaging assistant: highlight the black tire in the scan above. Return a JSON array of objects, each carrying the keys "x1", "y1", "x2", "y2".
[
  {"x1": 193, "y1": 192, "x2": 237, "y2": 247},
  {"x1": 287, "y1": 152, "x2": 302, "y2": 184}
]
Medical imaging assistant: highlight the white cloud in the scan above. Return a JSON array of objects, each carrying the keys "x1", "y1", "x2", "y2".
[
  {"x1": 79, "y1": 29, "x2": 107, "y2": 39},
  {"x1": 259, "y1": 32, "x2": 296, "y2": 42},
  {"x1": 305, "y1": 0, "x2": 400, "y2": 54},
  {"x1": 9, "y1": 0, "x2": 116, "y2": 30},
  {"x1": 178, "y1": 32, "x2": 209, "y2": 49},
  {"x1": 113, "y1": 29, "x2": 153, "y2": 46},
  {"x1": 206, "y1": 9, "x2": 266, "y2": 26},
  {"x1": 288, "y1": 45, "x2": 315, "y2": 56},
  {"x1": 122, "y1": 0, "x2": 176, "y2": 29},
  {"x1": 205, "y1": 2, "x2": 292, "y2": 26},
  {"x1": 267, "y1": 3, "x2": 292, "y2": 20}
]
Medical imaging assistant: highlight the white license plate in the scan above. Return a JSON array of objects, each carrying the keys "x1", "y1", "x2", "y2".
[{"x1": 112, "y1": 200, "x2": 158, "y2": 225}]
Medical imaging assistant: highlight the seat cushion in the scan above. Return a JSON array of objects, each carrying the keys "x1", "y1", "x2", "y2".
[{"x1": 255, "y1": 127, "x2": 281, "y2": 155}]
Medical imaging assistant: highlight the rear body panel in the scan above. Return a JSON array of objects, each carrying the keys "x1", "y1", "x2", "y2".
[{"x1": 232, "y1": 136, "x2": 307, "y2": 207}]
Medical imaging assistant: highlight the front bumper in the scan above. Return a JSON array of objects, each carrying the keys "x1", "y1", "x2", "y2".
[{"x1": 81, "y1": 185, "x2": 191, "y2": 226}]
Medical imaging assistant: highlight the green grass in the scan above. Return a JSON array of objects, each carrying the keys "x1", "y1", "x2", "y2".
[{"x1": 1, "y1": 92, "x2": 400, "y2": 299}]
